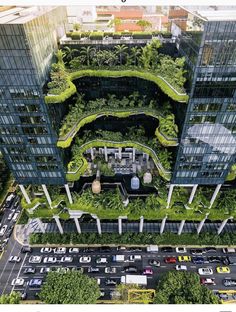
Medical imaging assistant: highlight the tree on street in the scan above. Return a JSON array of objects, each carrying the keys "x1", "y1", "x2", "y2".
[
  {"x1": 39, "y1": 271, "x2": 100, "y2": 304},
  {"x1": 0, "y1": 292, "x2": 21, "y2": 304}
]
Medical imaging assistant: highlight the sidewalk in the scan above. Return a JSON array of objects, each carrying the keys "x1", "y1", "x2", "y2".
[{"x1": 14, "y1": 219, "x2": 41, "y2": 246}]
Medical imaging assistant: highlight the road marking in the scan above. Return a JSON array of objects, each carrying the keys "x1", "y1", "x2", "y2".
[
  {"x1": 0, "y1": 239, "x2": 18, "y2": 282},
  {"x1": 10, "y1": 252, "x2": 28, "y2": 294},
  {"x1": 160, "y1": 265, "x2": 167, "y2": 268}
]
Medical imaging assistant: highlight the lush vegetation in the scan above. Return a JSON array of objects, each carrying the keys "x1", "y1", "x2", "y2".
[
  {"x1": 0, "y1": 154, "x2": 10, "y2": 205},
  {"x1": 0, "y1": 292, "x2": 21, "y2": 304},
  {"x1": 45, "y1": 40, "x2": 188, "y2": 104},
  {"x1": 39, "y1": 271, "x2": 100, "y2": 304},
  {"x1": 30, "y1": 231, "x2": 236, "y2": 245},
  {"x1": 153, "y1": 271, "x2": 219, "y2": 304},
  {"x1": 17, "y1": 209, "x2": 29, "y2": 225}
]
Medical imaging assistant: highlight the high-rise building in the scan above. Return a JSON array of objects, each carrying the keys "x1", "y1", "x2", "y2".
[{"x1": 0, "y1": 6, "x2": 67, "y2": 190}]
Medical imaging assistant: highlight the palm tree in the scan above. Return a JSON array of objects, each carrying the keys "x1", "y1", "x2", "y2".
[
  {"x1": 80, "y1": 46, "x2": 96, "y2": 66},
  {"x1": 54, "y1": 49, "x2": 66, "y2": 64},
  {"x1": 73, "y1": 23, "x2": 81, "y2": 31},
  {"x1": 114, "y1": 45, "x2": 128, "y2": 65},
  {"x1": 130, "y1": 47, "x2": 142, "y2": 66},
  {"x1": 63, "y1": 46, "x2": 78, "y2": 61}
]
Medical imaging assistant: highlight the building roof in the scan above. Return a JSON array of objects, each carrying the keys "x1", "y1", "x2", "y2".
[
  {"x1": 116, "y1": 23, "x2": 142, "y2": 32},
  {"x1": 97, "y1": 10, "x2": 143, "y2": 20},
  {"x1": 181, "y1": 6, "x2": 236, "y2": 21}
]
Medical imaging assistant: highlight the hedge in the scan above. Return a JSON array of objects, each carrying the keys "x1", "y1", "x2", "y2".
[
  {"x1": 89, "y1": 32, "x2": 104, "y2": 40},
  {"x1": 133, "y1": 32, "x2": 152, "y2": 39},
  {"x1": 155, "y1": 127, "x2": 178, "y2": 147},
  {"x1": 45, "y1": 69, "x2": 188, "y2": 104},
  {"x1": 29, "y1": 232, "x2": 236, "y2": 246}
]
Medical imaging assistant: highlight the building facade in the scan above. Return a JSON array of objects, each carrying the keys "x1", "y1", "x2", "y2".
[{"x1": 0, "y1": 6, "x2": 67, "y2": 188}]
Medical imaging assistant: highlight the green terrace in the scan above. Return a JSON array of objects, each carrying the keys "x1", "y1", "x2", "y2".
[
  {"x1": 21, "y1": 187, "x2": 236, "y2": 221},
  {"x1": 58, "y1": 108, "x2": 178, "y2": 148}
]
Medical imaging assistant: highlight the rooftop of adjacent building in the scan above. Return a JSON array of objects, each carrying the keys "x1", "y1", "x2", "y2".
[
  {"x1": 181, "y1": 5, "x2": 236, "y2": 21},
  {"x1": 0, "y1": 6, "x2": 57, "y2": 24}
]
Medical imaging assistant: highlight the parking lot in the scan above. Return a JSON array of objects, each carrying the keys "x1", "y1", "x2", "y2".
[{"x1": 7, "y1": 246, "x2": 236, "y2": 301}]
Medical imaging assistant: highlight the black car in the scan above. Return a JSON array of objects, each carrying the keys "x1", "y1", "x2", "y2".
[
  {"x1": 123, "y1": 266, "x2": 138, "y2": 273},
  {"x1": 23, "y1": 267, "x2": 36, "y2": 274},
  {"x1": 205, "y1": 247, "x2": 217, "y2": 253},
  {"x1": 99, "y1": 246, "x2": 111, "y2": 252},
  {"x1": 127, "y1": 247, "x2": 143, "y2": 252},
  {"x1": 161, "y1": 247, "x2": 173, "y2": 253},
  {"x1": 88, "y1": 267, "x2": 100, "y2": 273},
  {"x1": 105, "y1": 279, "x2": 118, "y2": 286},
  {"x1": 207, "y1": 256, "x2": 221, "y2": 263},
  {"x1": 82, "y1": 248, "x2": 95, "y2": 253},
  {"x1": 222, "y1": 257, "x2": 230, "y2": 265},
  {"x1": 21, "y1": 246, "x2": 32, "y2": 253},
  {"x1": 223, "y1": 278, "x2": 236, "y2": 287},
  {"x1": 148, "y1": 259, "x2": 161, "y2": 267},
  {"x1": 192, "y1": 256, "x2": 205, "y2": 264},
  {"x1": 190, "y1": 249, "x2": 205, "y2": 255}
]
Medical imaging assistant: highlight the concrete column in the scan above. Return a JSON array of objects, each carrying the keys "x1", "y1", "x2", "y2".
[
  {"x1": 54, "y1": 216, "x2": 63, "y2": 234},
  {"x1": 90, "y1": 148, "x2": 94, "y2": 160},
  {"x1": 217, "y1": 218, "x2": 230, "y2": 235},
  {"x1": 209, "y1": 184, "x2": 222, "y2": 208},
  {"x1": 160, "y1": 216, "x2": 167, "y2": 234},
  {"x1": 139, "y1": 216, "x2": 144, "y2": 233},
  {"x1": 104, "y1": 146, "x2": 108, "y2": 162},
  {"x1": 167, "y1": 184, "x2": 174, "y2": 208},
  {"x1": 19, "y1": 184, "x2": 31, "y2": 204},
  {"x1": 65, "y1": 184, "x2": 73, "y2": 204},
  {"x1": 197, "y1": 214, "x2": 209, "y2": 234},
  {"x1": 74, "y1": 217, "x2": 81, "y2": 234},
  {"x1": 42, "y1": 184, "x2": 52, "y2": 206},
  {"x1": 96, "y1": 217, "x2": 102, "y2": 235},
  {"x1": 35, "y1": 218, "x2": 45, "y2": 233},
  {"x1": 178, "y1": 220, "x2": 185, "y2": 235},
  {"x1": 118, "y1": 217, "x2": 122, "y2": 235},
  {"x1": 188, "y1": 185, "x2": 198, "y2": 204},
  {"x1": 118, "y1": 147, "x2": 122, "y2": 160},
  {"x1": 132, "y1": 148, "x2": 135, "y2": 163},
  {"x1": 146, "y1": 153, "x2": 149, "y2": 161}
]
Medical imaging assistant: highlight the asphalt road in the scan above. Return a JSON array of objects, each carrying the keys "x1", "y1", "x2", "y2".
[{"x1": 7, "y1": 246, "x2": 236, "y2": 301}]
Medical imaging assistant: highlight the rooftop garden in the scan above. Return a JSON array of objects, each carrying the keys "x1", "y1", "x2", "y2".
[
  {"x1": 45, "y1": 39, "x2": 188, "y2": 104},
  {"x1": 58, "y1": 93, "x2": 178, "y2": 148},
  {"x1": 21, "y1": 187, "x2": 236, "y2": 222}
]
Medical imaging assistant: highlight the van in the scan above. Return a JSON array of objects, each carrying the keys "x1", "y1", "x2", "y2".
[
  {"x1": 222, "y1": 248, "x2": 236, "y2": 254},
  {"x1": 128, "y1": 255, "x2": 142, "y2": 262},
  {"x1": 96, "y1": 257, "x2": 108, "y2": 264}
]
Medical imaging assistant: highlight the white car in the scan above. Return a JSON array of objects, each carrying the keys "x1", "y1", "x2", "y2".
[
  {"x1": 40, "y1": 267, "x2": 51, "y2": 274},
  {"x1": 43, "y1": 256, "x2": 57, "y2": 263},
  {"x1": 0, "y1": 225, "x2": 8, "y2": 236},
  {"x1": 69, "y1": 248, "x2": 79, "y2": 254},
  {"x1": 79, "y1": 256, "x2": 91, "y2": 263},
  {"x1": 40, "y1": 247, "x2": 52, "y2": 253},
  {"x1": 29, "y1": 255, "x2": 42, "y2": 264},
  {"x1": 7, "y1": 212, "x2": 14, "y2": 221},
  {"x1": 105, "y1": 267, "x2": 117, "y2": 274},
  {"x1": 11, "y1": 278, "x2": 25, "y2": 286},
  {"x1": 176, "y1": 265, "x2": 187, "y2": 271},
  {"x1": 54, "y1": 247, "x2": 66, "y2": 254},
  {"x1": 176, "y1": 247, "x2": 187, "y2": 253},
  {"x1": 9, "y1": 256, "x2": 21, "y2": 263},
  {"x1": 198, "y1": 267, "x2": 213, "y2": 276},
  {"x1": 60, "y1": 256, "x2": 73, "y2": 263}
]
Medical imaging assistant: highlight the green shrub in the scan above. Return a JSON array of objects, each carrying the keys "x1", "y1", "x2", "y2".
[
  {"x1": 81, "y1": 31, "x2": 90, "y2": 38},
  {"x1": 133, "y1": 32, "x2": 152, "y2": 39},
  {"x1": 66, "y1": 32, "x2": 72, "y2": 38},
  {"x1": 70, "y1": 32, "x2": 81, "y2": 40},
  {"x1": 161, "y1": 32, "x2": 172, "y2": 38},
  {"x1": 89, "y1": 32, "x2": 103, "y2": 40},
  {"x1": 113, "y1": 32, "x2": 121, "y2": 39},
  {"x1": 104, "y1": 32, "x2": 113, "y2": 37}
]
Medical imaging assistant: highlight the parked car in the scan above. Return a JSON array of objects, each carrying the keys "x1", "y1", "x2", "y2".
[
  {"x1": 96, "y1": 257, "x2": 108, "y2": 264},
  {"x1": 105, "y1": 279, "x2": 118, "y2": 286},
  {"x1": 60, "y1": 256, "x2": 73, "y2": 263},
  {"x1": 176, "y1": 247, "x2": 187, "y2": 253},
  {"x1": 148, "y1": 259, "x2": 160, "y2": 267},
  {"x1": 117, "y1": 246, "x2": 126, "y2": 251},
  {"x1": 69, "y1": 247, "x2": 79, "y2": 254},
  {"x1": 40, "y1": 267, "x2": 51, "y2": 274},
  {"x1": 20, "y1": 292, "x2": 27, "y2": 300},
  {"x1": 205, "y1": 247, "x2": 217, "y2": 253},
  {"x1": 5, "y1": 226, "x2": 14, "y2": 238},
  {"x1": 56, "y1": 267, "x2": 70, "y2": 273},
  {"x1": 88, "y1": 267, "x2": 100, "y2": 273},
  {"x1": 23, "y1": 267, "x2": 36, "y2": 274},
  {"x1": 43, "y1": 256, "x2": 57, "y2": 264},
  {"x1": 53, "y1": 247, "x2": 66, "y2": 254},
  {"x1": 216, "y1": 266, "x2": 230, "y2": 274},
  {"x1": 123, "y1": 266, "x2": 138, "y2": 273},
  {"x1": 128, "y1": 255, "x2": 142, "y2": 262},
  {"x1": 178, "y1": 256, "x2": 191, "y2": 262},
  {"x1": 9, "y1": 256, "x2": 21, "y2": 263},
  {"x1": 161, "y1": 247, "x2": 173, "y2": 253},
  {"x1": 40, "y1": 247, "x2": 52, "y2": 253},
  {"x1": 7, "y1": 212, "x2": 14, "y2": 221},
  {"x1": 143, "y1": 267, "x2": 153, "y2": 275},
  {"x1": 164, "y1": 257, "x2": 177, "y2": 264},
  {"x1": 192, "y1": 257, "x2": 205, "y2": 264},
  {"x1": 223, "y1": 278, "x2": 236, "y2": 287},
  {"x1": 21, "y1": 246, "x2": 32, "y2": 253},
  {"x1": 11, "y1": 278, "x2": 25, "y2": 286},
  {"x1": 29, "y1": 255, "x2": 42, "y2": 263},
  {"x1": 200, "y1": 278, "x2": 216, "y2": 285},
  {"x1": 12, "y1": 212, "x2": 20, "y2": 223},
  {"x1": 198, "y1": 267, "x2": 213, "y2": 275},
  {"x1": 207, "y1": 256, "x2": 221, "y2": 263},
  {"x1": 79, "y1": 256, "x2": 91, "y2": 263},
  {"x1": 99, "y1": 246, "x2": 111, "y2": 252},
  {"x1": 222, "y1": 248, "x2": 236, "y2": 254},
  {"x1": 218, "y1": 293, "x2": 229, "y2": 300},
  {"x1": 82, "y1": 247, "x2": 95, "y2": 253},
  {"x1": 28, "y1": 279, "x2": 43, "y2": 288},
  {"x1": 176, "y1": 265, "x2": 187, "y2": 271},
  {"x1": 190, "y1": 249, "x2": 205, "y2": 255},
  {"x1": 105, "y1": 267, "x2": 117, "y2": 274},
  {"x1": 0, "y1": 225, "x2": 8, "y2": 236},
  {"x1": 127, "y1": 247, "x2": 142, "y2": 252}
]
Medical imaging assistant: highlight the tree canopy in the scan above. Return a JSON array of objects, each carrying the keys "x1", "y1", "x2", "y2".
[
  {"x1": 0, "y1": 292, "x2": 21, "y2": 304},
  {"x1": 153, "y1": 271, "x2": 220, "y2": 304},
  {"x1": 39, "y1": 271, "x2": 100, "y2": 304}
]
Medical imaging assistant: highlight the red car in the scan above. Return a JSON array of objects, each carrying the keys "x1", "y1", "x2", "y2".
[
  {"x1": 143, "y1": 267, "x2": 153, "y2": 275},
  {"x1": 164, "y1": 256, "x2": 177, "y2": 264},
  {"x1": 200, "y1": 278, "x2": 216, "y2": 286}
]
